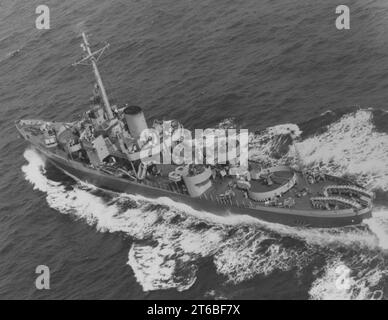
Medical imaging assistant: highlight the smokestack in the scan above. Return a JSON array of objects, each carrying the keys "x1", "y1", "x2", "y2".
[{"x1": 124, "y1": 105, "x2": 148, "y2": 140}]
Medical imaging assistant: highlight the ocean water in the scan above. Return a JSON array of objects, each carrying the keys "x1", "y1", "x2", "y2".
[{"x1": 0, "y1": 0, "x2": 387, "y2": 299}]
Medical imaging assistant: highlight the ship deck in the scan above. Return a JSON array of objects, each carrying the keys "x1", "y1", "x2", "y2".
[{"x1": 200, "y1": 171, "x2": 366, "y2": 212}]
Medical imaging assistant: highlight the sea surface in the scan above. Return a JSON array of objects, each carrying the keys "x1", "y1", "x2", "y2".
[{"x1": 0, "y1": 0, "x2": 388, "y2": 299}]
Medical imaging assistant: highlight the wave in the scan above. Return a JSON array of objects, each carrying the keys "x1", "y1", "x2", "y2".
[
  {"x1": 249, "y1": 109, "x2": 388, "y2": 192},
  {"x1": 0, "y1": 48, "x2": 22, "y2": 65},
  {"x1": 292, "y1": 110, "x2": 388, "y2": 192},
  {"x1": 365, "y1": 207, "x2": 388, "y2": 250},
  {"x1": 309, "y1": 256, "x2": 387, "y2": 300},
  {"x1": 249, "y1": 123, "x2": 301, "y2": 165}
]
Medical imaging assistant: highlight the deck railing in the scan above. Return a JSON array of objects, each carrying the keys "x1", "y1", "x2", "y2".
[{"x1": 139, "y1": 175, "x2": 257, "y2": 209}]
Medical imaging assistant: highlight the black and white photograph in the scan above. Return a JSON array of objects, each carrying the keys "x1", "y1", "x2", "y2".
[{"x1": 0, "y1": 0, "x2": 387, "y2": 302}]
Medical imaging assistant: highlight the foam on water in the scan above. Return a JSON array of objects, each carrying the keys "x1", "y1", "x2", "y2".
[
  {"x1": 249, "y1": 110, "x2": 388, "y2": 192},
  {"x1": 309, "y1": 256, "x2": 387, "y2": 300},
  {"x1": 249, "y1": 123, "x2": 301, "y2": 166},
  {"x1": 365, "y1": 207, "x2": 388, "y2": 251},
  {"x1": 213, "y1": 228, "x2": 313, "y2": 284},
  {"x1": 291, "y1": 110, "x2": 388, "y2": 191}
]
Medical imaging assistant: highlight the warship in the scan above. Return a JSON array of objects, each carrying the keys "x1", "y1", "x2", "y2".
[{"x1": 16, "y1": 33, "x2": 374, "y2": 228}]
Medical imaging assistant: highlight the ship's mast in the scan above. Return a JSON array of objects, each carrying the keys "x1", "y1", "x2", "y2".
[{"x1": 73, "y1": 32, "x2": 114, "y2": 120}]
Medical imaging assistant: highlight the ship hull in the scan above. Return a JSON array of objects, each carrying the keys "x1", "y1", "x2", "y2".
[{"x1": 33, "y1": 147, "x2": 372, "y2": 228}]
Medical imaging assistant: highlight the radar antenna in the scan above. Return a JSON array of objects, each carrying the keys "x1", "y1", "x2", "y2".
[{"x1": 73, "y1": 32, "x2": 114, "y2": 120}]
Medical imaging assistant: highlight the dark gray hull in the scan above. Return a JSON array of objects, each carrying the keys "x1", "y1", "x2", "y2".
[{"x1": 35, "y1": 147, "x2": 372, "y2": 228}]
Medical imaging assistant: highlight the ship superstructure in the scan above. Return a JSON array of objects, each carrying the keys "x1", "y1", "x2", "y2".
[{"x1": 16, "y1": 33, "x2": 374, "y2": 228}]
